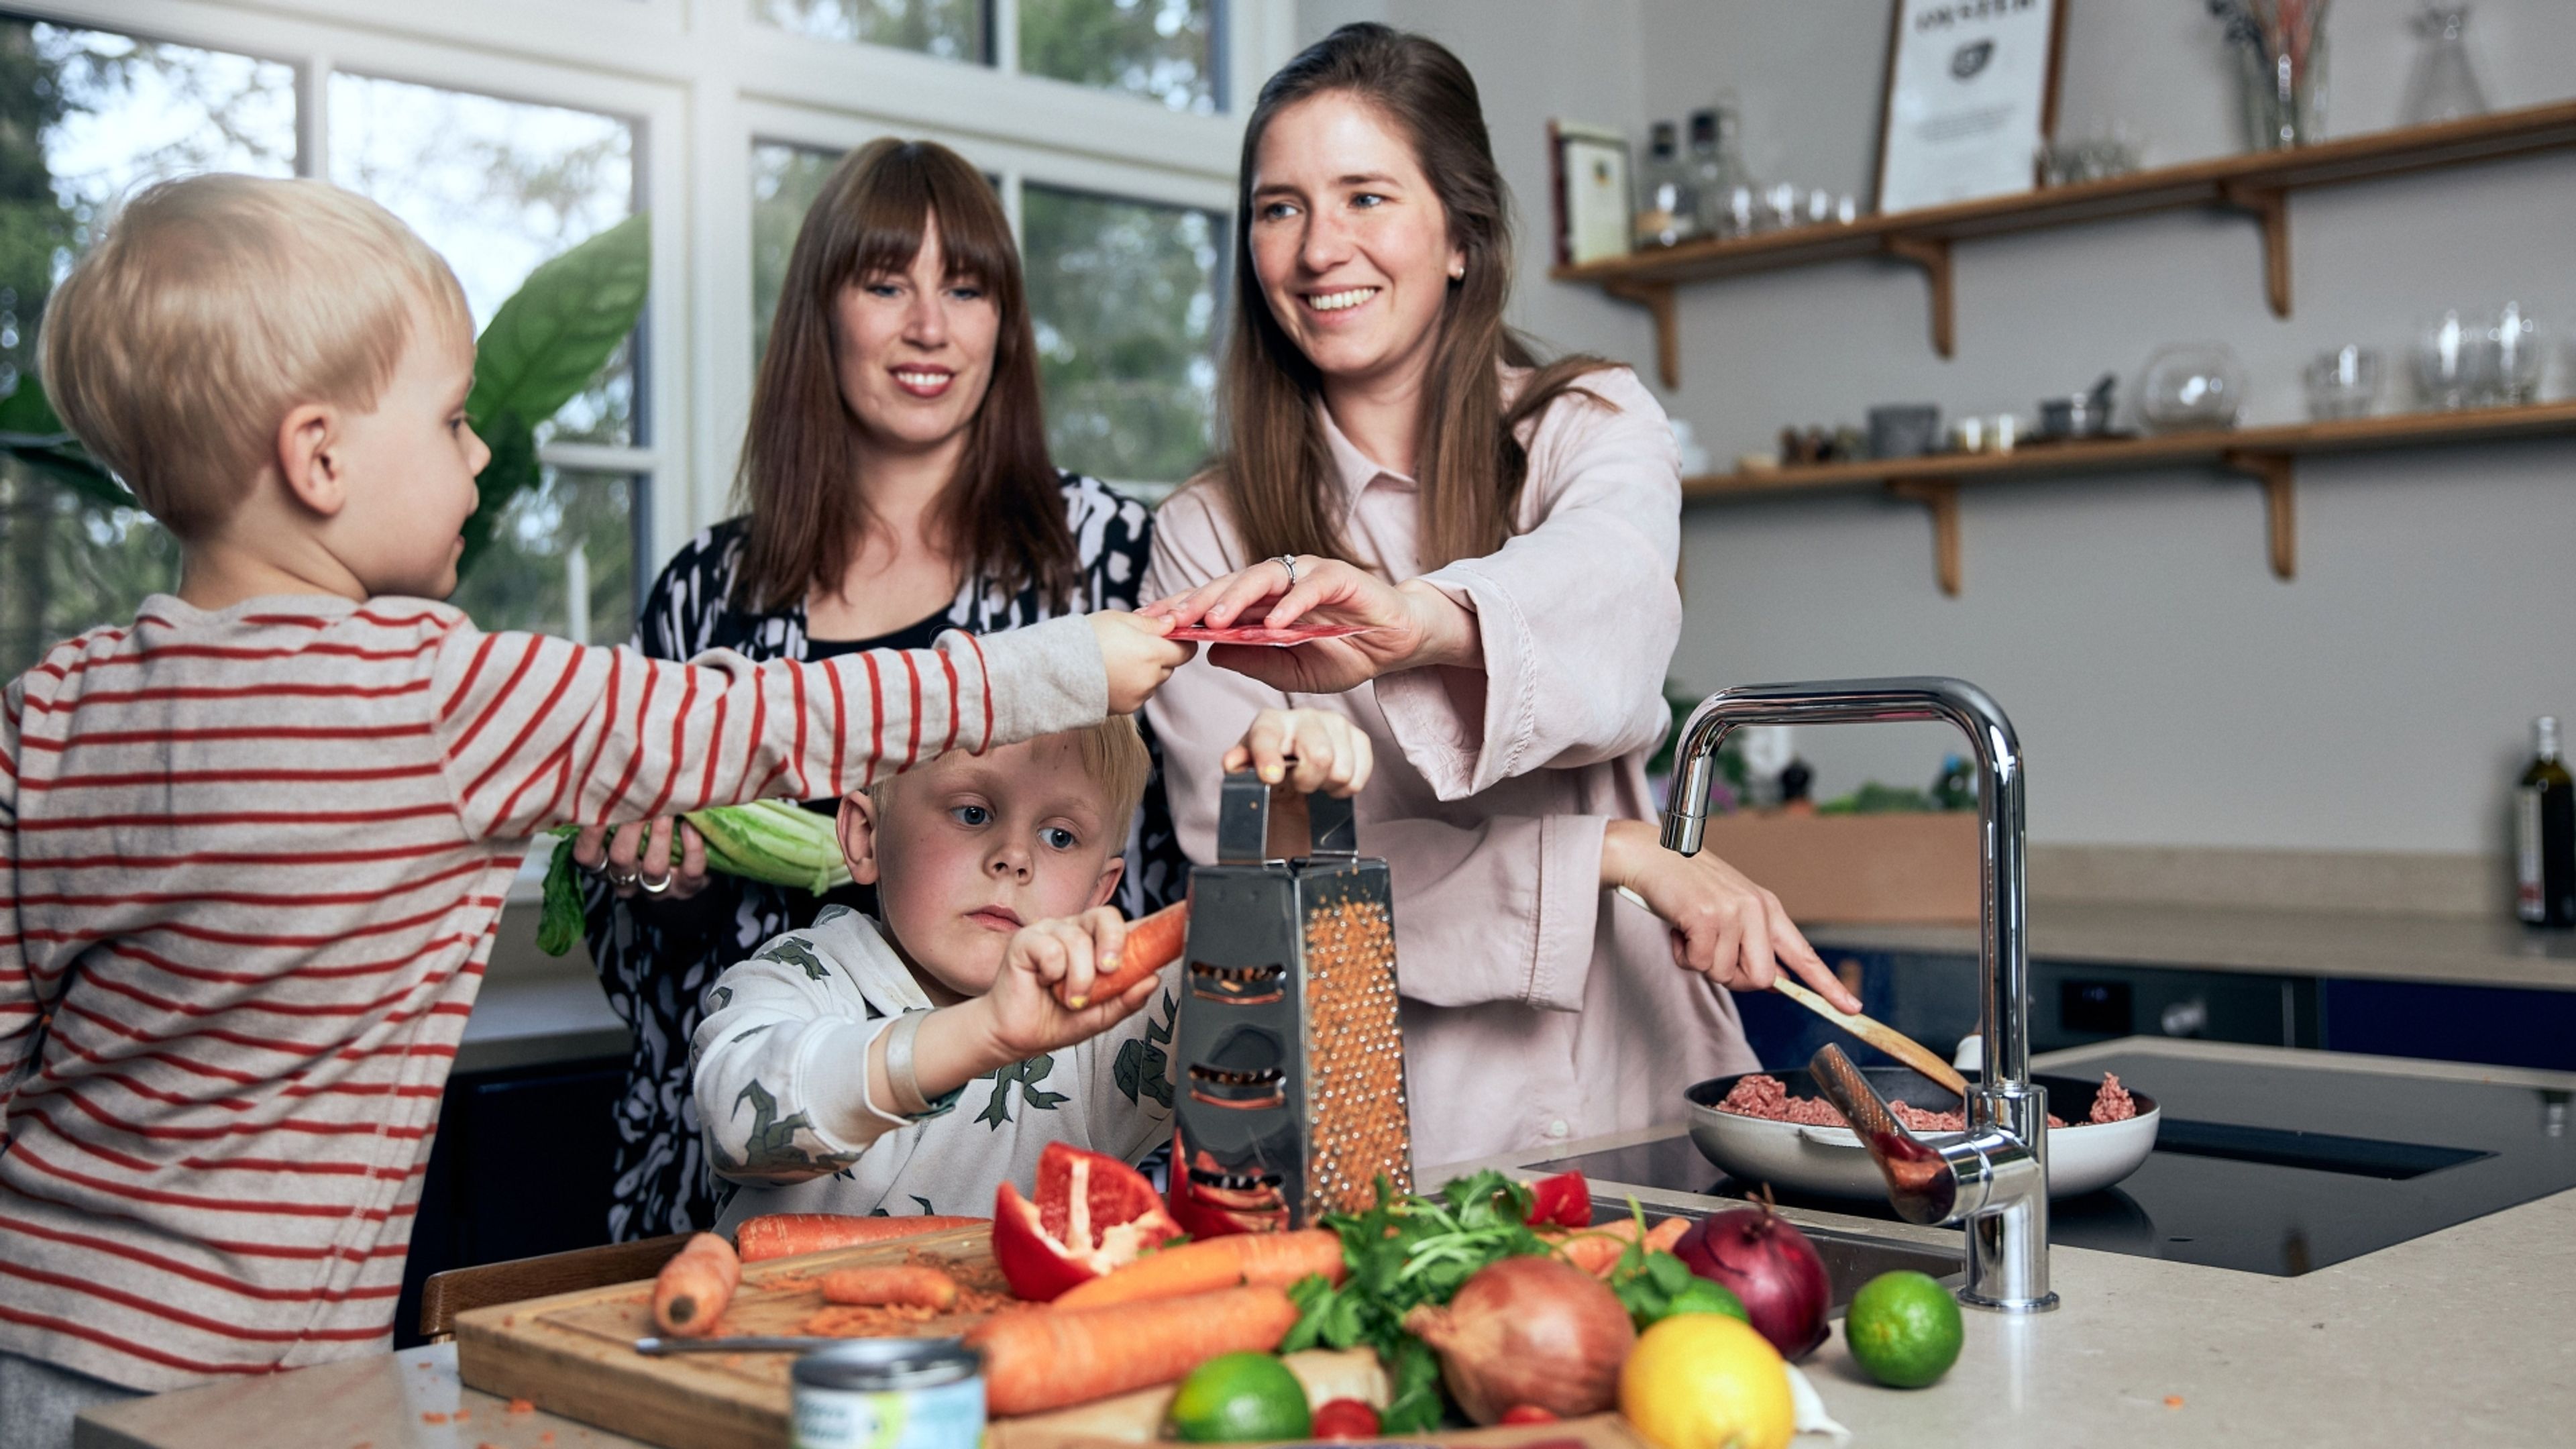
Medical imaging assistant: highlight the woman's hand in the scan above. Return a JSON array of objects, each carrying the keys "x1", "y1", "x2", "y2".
[
  {"x1": 572, "y1": 818, "x2": 712, "y2": 903},
  {"x1": 973, "y1": 907, "x2": 1162, "y2": 1061},
  {"x1": 1226, "y1": 708, "x2": 1375, "y2": 857},
  {"x1": 1142, "y1": 555, "x2": 1479, "y2": 693},
  {"x1": 1602, "y1": 818, "x2": 1860, "y2": 1013},
  {"x1": 1224, "y1": 707, "x2": 1374, "y2": 796}
]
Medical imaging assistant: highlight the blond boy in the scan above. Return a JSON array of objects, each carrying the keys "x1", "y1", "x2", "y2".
[
  {"x1": 0, "y1": 173, "x2": 1183, "y2": 1433},
  {"x1": 695, "y1": 708, "x2": 1369, "y2": 1228}
]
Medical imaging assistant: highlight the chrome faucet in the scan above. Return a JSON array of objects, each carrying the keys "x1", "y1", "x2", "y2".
[{"x1": 1662, "y1": 677, "x2": 2057, "y2": 1313}]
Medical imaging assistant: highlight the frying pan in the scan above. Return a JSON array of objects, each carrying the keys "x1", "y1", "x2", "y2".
[{"x1": 1684, "y1": 1066, "x2": 2160, "y2": 1200}]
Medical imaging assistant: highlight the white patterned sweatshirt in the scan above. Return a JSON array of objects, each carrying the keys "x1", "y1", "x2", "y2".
[{"x1": 692, "y1": 904, "x2": 1177, "y2": 1231}]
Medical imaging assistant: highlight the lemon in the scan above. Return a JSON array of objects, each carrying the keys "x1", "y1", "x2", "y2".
[
  {"x1": 1619, "y1": 1313, "x2": 1794, "y2": 1449},
  {"x1": 1168, "y1": 1352, "x2": 1311, "y2": 1443},
  {"x1": 1844, "y1": 1270, "x2": 1963, "y2": 1389}
]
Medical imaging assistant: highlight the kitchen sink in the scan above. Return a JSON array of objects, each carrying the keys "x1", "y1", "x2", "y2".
[{"x1": 1586, "y1": 1197, "x2": 1962, "y2": 1312}]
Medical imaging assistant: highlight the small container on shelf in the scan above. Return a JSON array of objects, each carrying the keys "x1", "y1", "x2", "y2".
[
  {"x1": 2304, "y1": 345, "x2": 2383, "y2": 421},
  {"x1": 2413, "y1": 309, "x2": 2496, "y2": 410},
  {"x1": 2138, "y1": 342, "x2": 2249, "y2": 431}
]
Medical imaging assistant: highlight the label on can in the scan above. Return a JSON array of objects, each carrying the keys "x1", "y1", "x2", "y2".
[{"x1": 792, "y1": 1343, "x2": 983, "y2": 1449}]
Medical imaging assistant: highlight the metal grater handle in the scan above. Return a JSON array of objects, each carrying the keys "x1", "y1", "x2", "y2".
[
  {"x1": 1216, "y1": 771, "x2": 1271, "y2": 863},
  {"x1": 1214, "y1": 769, "x2": 1361, "y2": 863}
]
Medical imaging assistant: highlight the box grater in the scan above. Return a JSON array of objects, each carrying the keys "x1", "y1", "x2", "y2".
[{"x1": 1168, "y1": 771, "x2": 1413, "y2": 1230}]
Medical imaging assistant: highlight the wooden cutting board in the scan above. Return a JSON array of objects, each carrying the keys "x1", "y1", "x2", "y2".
[{"x1": 454, "y1": 1222, "x2": 1005, "y2": 1449}]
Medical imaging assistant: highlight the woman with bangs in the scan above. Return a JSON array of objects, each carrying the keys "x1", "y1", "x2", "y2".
[
  {"x1": 1144, "y1": 25, "x2": 1858, "y2": 1173},
  {"x1": 571, "y1": 138, "x2": 1183, "y2": 1240}
]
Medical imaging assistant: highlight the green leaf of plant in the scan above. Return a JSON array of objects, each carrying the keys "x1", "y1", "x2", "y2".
[
  {"x1": 466, "y1": 211, "x2": 649, "y2": 434},
  {"x1": 0, "y1": 374, "x2": 137, "y2": 511},
  {"x1": 457, "y1": 409, "x2": 537, "y2": 580}
]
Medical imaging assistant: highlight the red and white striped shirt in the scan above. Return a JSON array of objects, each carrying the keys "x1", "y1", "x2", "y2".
[{"x1": 0, "y1": 592, "x2": 1102, "y2": 1391}]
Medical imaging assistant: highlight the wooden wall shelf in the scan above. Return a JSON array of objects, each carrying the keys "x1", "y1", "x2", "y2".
[
  {"x1": 1682, "y1": 400, "x2": 2576, "y2": 596},
  {"x1": 1555, "y1": 100, "x2": 2576, "y2": 380}
]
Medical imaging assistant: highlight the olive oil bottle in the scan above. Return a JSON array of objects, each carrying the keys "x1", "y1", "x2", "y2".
[{"x1": 2518, "y1": 716, "x2": 2575, "y2": 928}]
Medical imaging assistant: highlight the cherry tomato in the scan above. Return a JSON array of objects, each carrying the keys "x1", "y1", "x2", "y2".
[
  {"x1": 1498, "y1": 1405, "x2": 1560, "y2": 1426},
  {"x1": 1311, "y1": 1399, "x2": 1382, "y2": 1439},
  {"x1": 1525, "y1": 1171, "x2": 1593, "y2": 1229}
]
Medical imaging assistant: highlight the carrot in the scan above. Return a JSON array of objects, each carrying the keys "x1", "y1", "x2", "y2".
[
  {"x1": 965, "y1": 1284, "x2": 1301, "y2": 1416},
  {"x1": 820, "y1": 1265, "x2": 961, "y2": 1311},
  {"x1": 735, "y1": 1212, "x2": 988, "y2": 1263},
  {"x1": 651, "y1": 1232, "x2": 741, "y2": 1336},
  {"x1": 1645, "y1": 1216, "x2": 1690, "y2": 1253},
  {"x1": 1051, "y1": 1228, "x2": 1345, "y2": 1311},
  {"x1": 1059, "y1": 899, "x2": 1188, "y2": 1009}
]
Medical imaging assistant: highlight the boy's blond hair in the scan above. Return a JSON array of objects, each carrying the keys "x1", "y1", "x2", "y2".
[
  {"x1": 41, "y1": 173, "x2": 473, "y2": 538},
  {"x1": 870, "y1": 715, "x2": 1152, "y2": 836}
]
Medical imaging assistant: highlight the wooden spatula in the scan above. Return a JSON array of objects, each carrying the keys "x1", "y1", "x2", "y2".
[{"x1": 1614, "y1": 885, "x2": 1969, "y2": 1098}]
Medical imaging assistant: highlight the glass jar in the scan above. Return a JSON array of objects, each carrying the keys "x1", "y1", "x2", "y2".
[
  {"x1": 2239, "y1": 21, "x2": 2328, "y2": 149},
  {"x1": 2138, "y1": 343, "x2": 2251, "y2": 432}
]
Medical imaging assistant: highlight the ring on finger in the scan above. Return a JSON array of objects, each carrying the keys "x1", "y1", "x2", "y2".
[
  {"x1": 1273, "y1": 553, "x2": 1299, "y2": 588},
  {"x1": 637, "y1": 871, "x2": 673, "y2": 896},
  {"x1": 606, "y1": 866, "x2": 641, "y2": 888}
]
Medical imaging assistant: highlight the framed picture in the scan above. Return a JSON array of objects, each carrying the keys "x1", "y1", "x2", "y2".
[
  {"x1": 1874, "y1": 0, "x2": 2067, "y2": 215},
  {"x1": 1550, "y1": 119, "x2": 1631, "y2": 266}
]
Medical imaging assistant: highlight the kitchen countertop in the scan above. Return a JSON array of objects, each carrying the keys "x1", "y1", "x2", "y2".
[
  {"x1": 455, "y1": 896, "x2": 629, "y2": 1075},
  {"x1": 1807, "y1": 898, "x2": 2576, "y2": 992},
  {"x1": 77, "y1": 1040, "x2": 2576, "y2": 1448}
]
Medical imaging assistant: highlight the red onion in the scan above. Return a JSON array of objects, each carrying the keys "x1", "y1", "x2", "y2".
[
  {"x1": 1670, "y1": 1199, "x2": 1831, "y2": 1360},
  {"x1": 1401, "y1": 1256, "x2": 1636, "y2": 1424}
]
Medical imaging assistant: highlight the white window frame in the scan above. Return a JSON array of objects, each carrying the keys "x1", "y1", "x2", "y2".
[{"x1": 13, "y1": 0, "x2": 1293, "y2": 572}]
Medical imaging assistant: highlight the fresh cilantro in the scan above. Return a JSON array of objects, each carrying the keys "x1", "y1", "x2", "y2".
[{"x1": 1279, "y1": 1171, "x2": 1554, "y2": 1433}]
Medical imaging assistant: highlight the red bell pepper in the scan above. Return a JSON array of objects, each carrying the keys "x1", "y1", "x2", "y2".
[
  {"x1": 1163, "y1": 1131, "x2": 1290, "y2": 1240},
  {"x1": 989, "y1": 1142, "x2": 1183, "y2": 1301},
  {"x1": 1525, "y1": 1169, "x2": 1592, "y2": 1229}
]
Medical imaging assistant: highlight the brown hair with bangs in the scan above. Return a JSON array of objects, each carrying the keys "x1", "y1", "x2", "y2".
[
  {"x1": 1216, "y1": 23, "x2": 1614, "y2": 572},
  {"x1": 733, "y1": 138, "x2": 1077, "y2": 614}
]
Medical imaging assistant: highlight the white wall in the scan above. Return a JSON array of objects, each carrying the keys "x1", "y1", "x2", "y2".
[{"x1": 1296, "y1": 0, "x2": 2576, "y2": 857}]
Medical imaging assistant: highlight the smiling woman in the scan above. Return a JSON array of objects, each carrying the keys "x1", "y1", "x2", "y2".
[
  {"x1": 1145, "y1": 24, "x2": 1850, "y2": 1172},
  {"x1": 572, "y1": 138, "x2": 1186, "y2": 1242}
]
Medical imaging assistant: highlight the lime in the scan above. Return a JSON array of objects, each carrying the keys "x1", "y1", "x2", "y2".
[
  {"x1": 1664, "y1": 1277, "x2": 1750, "y2": 1324},
  {"x1": 1620, "y1": 1313, "x2": 1794, "y2": 1449},
  {"x1": 1843, "y1": 1270, "x2": 1964, "y2": 1389},
  {"x1": 1168, "y1": 1352, "x2": 1312, "y2": 1443}
]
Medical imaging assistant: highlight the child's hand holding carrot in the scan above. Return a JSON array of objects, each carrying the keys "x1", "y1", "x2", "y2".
[{"x1": 972, "y1": 907, "x2": 1165, "y2": 1063}]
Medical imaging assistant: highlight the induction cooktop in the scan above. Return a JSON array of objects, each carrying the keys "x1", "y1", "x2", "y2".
[{"x1": 1524, "y1": 1044, "x2": 2576, "y2": 1277}]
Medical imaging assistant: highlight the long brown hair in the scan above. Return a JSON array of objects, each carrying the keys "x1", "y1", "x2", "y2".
[
  {"x1": 1216, "y1": 23, "x2": 1614, "y2": 573},
  {"x1": 733, "y1": 138, "x2": 1077, "y2": 614}
]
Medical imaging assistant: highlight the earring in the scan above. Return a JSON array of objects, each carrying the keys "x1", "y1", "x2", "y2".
[{"x1": 1448, "y1": 264, "x2": 1465, "y2": 281}]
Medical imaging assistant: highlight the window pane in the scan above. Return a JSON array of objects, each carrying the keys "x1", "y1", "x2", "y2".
[
  {"x1": 444, "y1": 469, "x2": 638, "y2": 643},
  {"x1": 327, "y1": 73, "x2": 638, "y2": 447},
  {"x1": 751, "y1": 141, "x2": 844, "y2": 365},
  {"x1": 1021, "y1": 183, "x2": 1220, "y2": 484},
  {"x1": 0, "y1": 19, "x2": 297, "y2": 679},
  {"x1": 1021, "y1": 0, "x2": 1217, "y2": 113},
  {"x1": 753, "y1": 0, "x2": 985, "y2": 62}
]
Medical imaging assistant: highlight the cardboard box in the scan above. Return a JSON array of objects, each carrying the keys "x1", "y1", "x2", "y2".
[{"x1": 1693, "y1": 811, "x2": 1980, "y2": 924}]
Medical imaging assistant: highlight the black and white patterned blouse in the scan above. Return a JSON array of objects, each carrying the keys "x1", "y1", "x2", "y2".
[{"x1": 579, "y1": 472, "x2": 1185, "y2": 1241}]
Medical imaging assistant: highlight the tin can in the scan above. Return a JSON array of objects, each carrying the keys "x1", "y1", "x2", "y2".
[{"x1": 790, "y1": 1339, "x2": 983, "y2": 1449}]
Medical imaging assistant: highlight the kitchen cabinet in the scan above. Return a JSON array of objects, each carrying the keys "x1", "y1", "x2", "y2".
[
  {"x1": 1756, "y1": 945, "x2": 2576, "y2": 1076},
  {"x1": 393, "y1": 1054, "x2": 625, "y2": 1348},
  {"x1": 1738, "y1": 949, "x2": 2318, "y2": 1075}
]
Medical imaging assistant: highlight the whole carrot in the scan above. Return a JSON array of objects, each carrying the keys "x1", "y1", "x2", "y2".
[
  {"x1": 1059, "y1": 899, "x2": 1187, "y2": 1009},
  {"x1": 652, "y1": 1232, "x2": 741, "y2": 1336},
  {"x1": 736, "y1": 1213, "x2": 987, "y2": 1263},
  {"x1": 821, "y1": 1265, "x2": 961, "y2": 1311},
  {"x1": 1051, "y1": 1228, "x2": 1345, "y2": 1311},
  {"x1": 965, "y1": 1285, "x2": 1301, "y2": 1416}
]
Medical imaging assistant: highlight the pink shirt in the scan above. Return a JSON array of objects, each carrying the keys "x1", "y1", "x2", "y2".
[{"x1": 1144, "y1": 366, "x2": 1758, "y2": 1172}]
